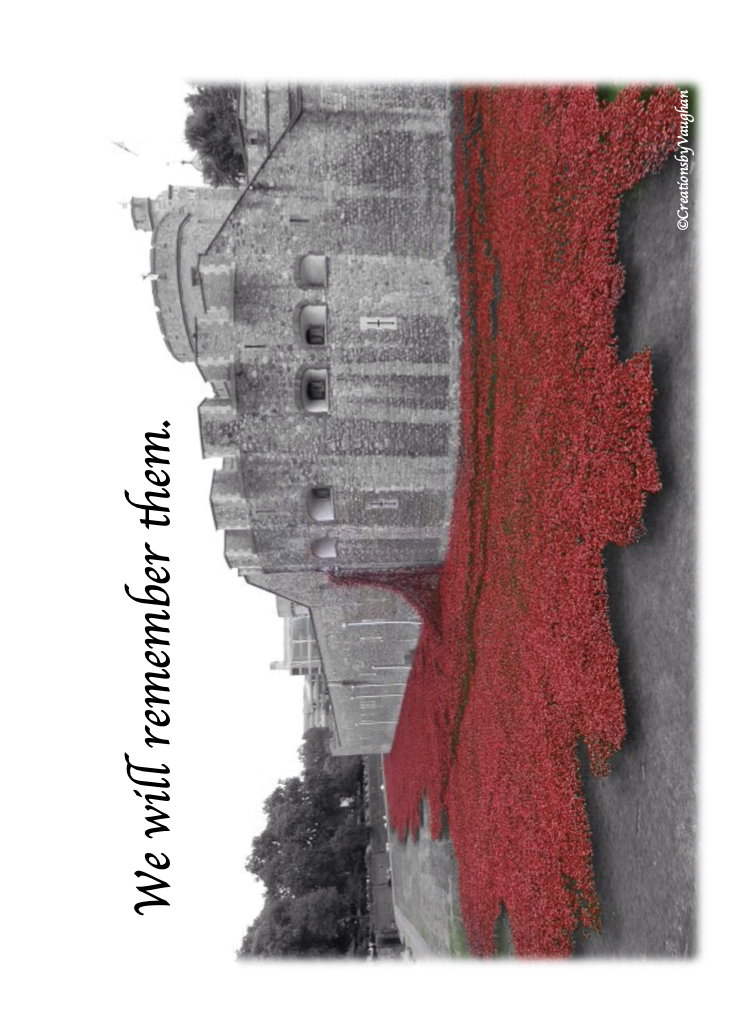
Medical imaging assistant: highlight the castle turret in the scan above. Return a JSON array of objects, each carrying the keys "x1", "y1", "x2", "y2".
[
  {"x1": 132, "y1": 186, "x2": 240, "y2": 363},
  {"x1": 130, "y1": 197, "x2": 153, "y2": 232}
]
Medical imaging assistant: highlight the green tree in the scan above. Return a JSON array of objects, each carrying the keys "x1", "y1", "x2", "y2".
[{"x1": 184, "y1": 84, "x2": 246, "y2": 188}]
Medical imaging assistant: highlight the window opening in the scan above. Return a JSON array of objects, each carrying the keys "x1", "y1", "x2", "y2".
[
  {"x1": 311, "y1": 537, "x2": 337, "y2": 559},
  {"x1": 298, "y1": 305, "x2": 327, "y2": 346},
  {"x1": 301, "y1": 370, "x2": 329, "y2": 413},
  {"x1": 308, "y1": 487, "x2": 335, "y2": 523},
  {"x1": 307, "y1": 379, "x2": 326, "y2": 402},
  {"x1": 297, "y1": 255, "x2": 327, "y2": 288}
]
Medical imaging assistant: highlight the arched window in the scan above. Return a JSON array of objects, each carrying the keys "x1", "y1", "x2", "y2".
[
  {"x1": 301, "y1": 369, "x2": 329, "y2": 413},
  {"x1": 311, "y1": 537, "x2": 337, "y2": 559},
  {"x1": 297, "y1": 255, "x2": 327, "y2": 289},
  {"x1": 307, "y1": 487, "x2": 334, "y2": 522},
  {"x1": 299, "y1": 304, "x2": 327, "y2": 346}
]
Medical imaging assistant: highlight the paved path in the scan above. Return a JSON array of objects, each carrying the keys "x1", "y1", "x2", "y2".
[
  {"x1": 393, "y1": 905, "x2": 439, "y2": 959},
  {"x1": 380, "y1": 763, "x2": 470, "y2": 958},
  {"x1": 573, "y1": 138, "x2": 697, "y2": 958},
  {"x1": 386, "y1": 803, "x2": 470, "y2": 958}
]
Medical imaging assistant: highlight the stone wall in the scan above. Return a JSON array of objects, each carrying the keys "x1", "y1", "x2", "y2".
[
  {"x1": 196, "y1": 83, "x2": 460, "y2": 581},
  {"x1": 136, "y1": 83, "x2": 462, "y2": 755}
]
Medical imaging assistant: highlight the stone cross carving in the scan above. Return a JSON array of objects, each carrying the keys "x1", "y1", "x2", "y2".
[{"x1": 359, "y1": 316, "x2": 397, "y2": 331}]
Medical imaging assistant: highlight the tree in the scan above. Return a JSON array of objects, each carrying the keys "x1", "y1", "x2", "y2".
[
  {"x1": 246, "y1": 733, "x2": 366, "y2": 900},
  {"x1": 238, "y1": 888, "x2": 353, "y2": 958},
  {"x1": 238, "y1": 730, "x2": 368, "y2": 958},
  {"x1": 184, "y1": 84, "x2": 246, "y2": 188}
]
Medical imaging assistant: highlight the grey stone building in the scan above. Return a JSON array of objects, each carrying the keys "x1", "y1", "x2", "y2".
[
  {"x1": 132, "y1": 83, "x2": 462, "y2": 754},
  {"x1": 270, "y1": 599, "x2": 333, "y2": 735}
]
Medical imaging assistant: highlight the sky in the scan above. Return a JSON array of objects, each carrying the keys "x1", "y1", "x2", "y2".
[
  {"x1": 4, "y1": 52, "x2": 315, "y2": 1009},
  {"x1": 2, "y1": 5, "x2": 751, "y2": 1023},
  {"x1": 101, "y1": 77, "x2": 308, "y2": 947}
]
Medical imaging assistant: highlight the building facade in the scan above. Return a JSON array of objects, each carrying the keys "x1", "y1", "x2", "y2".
[{"x1": 133, "y1": 83, "x2": 462, "y2": 753}]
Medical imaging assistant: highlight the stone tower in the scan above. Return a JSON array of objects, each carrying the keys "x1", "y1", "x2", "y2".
[{"x1": 135, "y1": 83, "x2": 462, "y2": 754}]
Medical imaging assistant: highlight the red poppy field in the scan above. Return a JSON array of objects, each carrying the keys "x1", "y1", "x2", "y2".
[{"x1": 342, "y1": 86, "x2": 680, "y2": 957}]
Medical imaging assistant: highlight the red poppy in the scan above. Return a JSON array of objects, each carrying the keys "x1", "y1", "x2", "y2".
[{"x1": 337, "y1": 86, "x2": 679, "y2": 957}]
